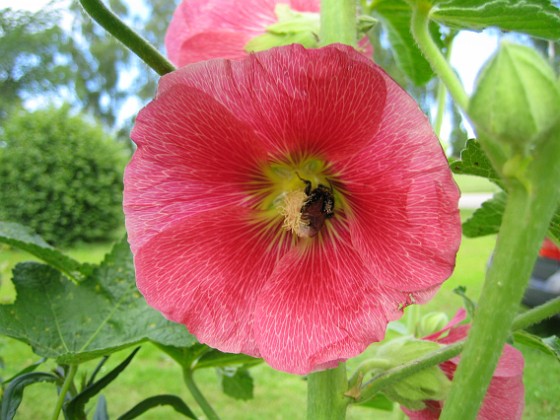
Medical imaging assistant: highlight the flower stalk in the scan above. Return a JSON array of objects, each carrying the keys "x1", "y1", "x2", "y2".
[
  {"x1": 182, "y1": 367, "x2": 221, "y2": 420},
  {"x1": 441, "y1": 122, "x2": 560, "y2": 419},
  {"x1": 410, "y1": 2, "x2": 469, "y2": 112},
  {"x1": 78, "y1": 0, "x2": 175, "y2": 75},
  {"x1": 320, "y1": 0, "x2": 357, "y2": 46},
  {"x1": 307, "y1": 363, "x2": 350, "y2": 419}
]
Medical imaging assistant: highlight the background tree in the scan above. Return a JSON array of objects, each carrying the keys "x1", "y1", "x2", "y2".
[
  {"x1": 0, "y1": 106, "x2": 128, "y2": 246},
  {"x1": 0, "y1": 5, "x2": 71, "y2": 120}
]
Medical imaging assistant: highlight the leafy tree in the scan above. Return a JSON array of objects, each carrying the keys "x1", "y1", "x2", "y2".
[
  {"x1": 0, "y1": 0, "x2": 178, "y2": 130},
  {"x1": 0, "y1": 106, "x2": 128, "y2": 246},
  {"x1": 0, "y1": 4, "x2": 71, "y2": 120},
  {"x1": 67, "y1": 0, "x2": 179, "y2": 129}
]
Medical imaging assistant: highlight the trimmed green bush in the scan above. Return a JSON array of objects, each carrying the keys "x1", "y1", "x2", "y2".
[{"x1": 0, "y1": 106, "x2": 128, "y2": 246}]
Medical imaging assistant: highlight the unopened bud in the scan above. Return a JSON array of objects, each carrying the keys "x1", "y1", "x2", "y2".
[
  {"x1": 417, "y1": 312, "x2": 449, "y2": 337},
  {"x1": 469, "y1": 43, "x2": 560, "y2": 155}
]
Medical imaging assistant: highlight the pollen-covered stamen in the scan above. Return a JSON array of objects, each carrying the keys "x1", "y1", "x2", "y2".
[{"x1": 279, "y1": 190, "x2": 309, "y2": 237}]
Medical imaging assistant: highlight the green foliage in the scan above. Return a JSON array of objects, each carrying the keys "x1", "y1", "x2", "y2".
[
  {"x1": 218, "y1": 367, "x2": 254, "y2": 401},
  {"x1": 462, "y1": 192, "x2": 507, "y2": 238},
  {"x1": 451, "y1": 139, "x2": 560, "y2": 242},
  {"x1": 1, "y1": 371, "x2": 60, "y2": 420},
  {"x1": 117, "y1": 394, "x2": 197, "y2": 419},
  {"x1": 432, "y1": 0, "x2": 560, "y2": 40},
  {"x1": 0, "y1": 5, "x2": 71, "y2": 120},
  {"x1": 0, "y1": 222, "x2": 90, "y2": 282},
  {"x1": 0, "y1": 106, "x2": 126, "y2": 246},
  {"x1": 450, "y1": 139, "x2": 501, "y2": 186},
  {"x1": 513, "y1": 331, "x2": 560, "y2": 362},
  {"x1": 0, "y1": 237, "x2": 196, "y2": 364},
  {"x1": 372, "y1": 0, "x2": 435, "y2": 86}
]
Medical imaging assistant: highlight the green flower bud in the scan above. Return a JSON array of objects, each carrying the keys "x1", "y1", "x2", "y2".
[
  {"x1": 369, "y1": 338, "x2": 451, "y2": 409},
  {"x1": 245, "y1": 4, "x2": 320, "y2": 52},
  {"x1": 417, "y1": 312, "x2": 449, "y2": 337},
  {"x1": 469, "y1": 43, "x2": 560, "y2": 155}
]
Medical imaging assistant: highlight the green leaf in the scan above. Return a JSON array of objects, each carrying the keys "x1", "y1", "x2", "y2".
[
  {"x1": 549, "y1": 211, "x2": 560, "y2": 243},
  {"x1": 93, "y1": 395, "x2": 109, "y2": 420},
  {"x1": 432, "y1": 0, "x2": 560, "y2": 40},
  {"x1": 356, "y1": 393, "x2": 394, "y2": 411},
  {"x1": 451, "y1": 140, "x2": 560, "y2": 242},
  {"x1": 0, "y1": 238, "x2": 196, "y2": 364},
  {"x1": 0, "y1": 372, "x2": 60, "y2": 420},
  {"x1": 195, "y1": 349, "x2": 261, "y2": 370},
  {"x1": 218, "y1": 367, "x2": 254, "y2": 401},
  {"x1": 117, "y1": 395, "x2": 197, "y2": 420},
  {"x1": 513, "y1": 331, "x2": 560, "y2": 361},
  {"x1": 462, "y1": 191, "x2": 560, "y2": 242},
  {"x1": 373, "y1": 0, "x2": 435, "y2": 85},
  {"x1": 1, "y1": 358, "x2": 46, "y2": 385},
  {"x1": 462, "y1": 192, "x2": 507, "y2": 238},
  {"x1": 453, "y1": 287, "x2": 477, "y2": 318},
  {"x1": 65, "y1": 348, "x2": 139, "y2": 418},
  {"x1": 450, "y1": 139, "x2": 501, "y2": 186},
  {"x1": 0, "y1": 222, "x2": 90, "y2": 282}
]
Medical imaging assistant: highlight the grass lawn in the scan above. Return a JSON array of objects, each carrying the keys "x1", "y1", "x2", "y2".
[{"x1": 1, "y1": 209, "x2": 558, "y2": 419}]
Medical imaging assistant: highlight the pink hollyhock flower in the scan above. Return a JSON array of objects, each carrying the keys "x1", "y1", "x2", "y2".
[
  {"x1": 124, "y1": 44, "x2": 461, "y2": 374},
  {"x1": 403, "y1": 310, "x2": 525, "y2": 419},
  {"x1": 165, "y1": 0, "x2": 371, "y2": 66}
]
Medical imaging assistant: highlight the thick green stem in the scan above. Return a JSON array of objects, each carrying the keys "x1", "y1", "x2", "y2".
[
  {"x1": 51, "y1": 364, "x2": 78, "y2": 420},
  {"x1": 441, "y1": 123, "x2": 560, "y2": 420},
  {"x1": 183, "y1": 368, "x2": 221, "y2": 420},
  {"x1": 307, "y1": 363, "x2": 350, "y2": 419},
  {"x1": 78, "y1": 0, "x2": 175, "y2": 75},
  {"x1": 356, "y1": 296, "x2": 560, "y2": 404},
  {"x1": 320, "y1": 0, "x2": 357, "y2": 46},
  {"x1": 410, "y1": 2, "x2": 469, "y2": 112}
]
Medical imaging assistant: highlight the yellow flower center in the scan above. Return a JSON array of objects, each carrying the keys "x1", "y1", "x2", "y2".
[{"x1": 250, "y1": 155, "x2": 346, "y2": 241}]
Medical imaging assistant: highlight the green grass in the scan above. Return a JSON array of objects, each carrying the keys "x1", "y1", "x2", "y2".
[{"x1": 1, "y1": 215, "x2": 559, "y2": 419}]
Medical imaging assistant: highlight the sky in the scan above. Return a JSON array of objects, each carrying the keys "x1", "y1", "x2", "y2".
[{"x1": 2, "y1": 0, "x2": 499, "y2": 140}]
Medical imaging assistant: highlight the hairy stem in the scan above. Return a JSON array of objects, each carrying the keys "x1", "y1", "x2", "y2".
[
  {"x1": 356, "y1": 294, "x2": 560, "y2": 404},
  {"x1": 307, "y1": 363, "x2": 350, "y2": 419},
  {"x1": 78, "y1": 0, "x2": 175, "y2": 75},
  {"x1": 441, "y1": 122, "x2": 560, "y2": 419}
]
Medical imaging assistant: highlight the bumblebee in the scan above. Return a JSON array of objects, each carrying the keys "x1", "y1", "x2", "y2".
[{"x1": 298, "y1": 176, "x2": 335, "y2": 237}]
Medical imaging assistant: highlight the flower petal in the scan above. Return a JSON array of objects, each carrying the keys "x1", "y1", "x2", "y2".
[
  {"x1": 253, "y1": 226, "x2": 409, "y2": 374},
  {"x1": 159, "y1": 44, "x2": 387, "y2": 161},
  {"x1": 124, "y1": 84, "x2": 267, "y2": 253},
  {"x1": 134, "y1": 207, "x2": 290, "y2": 356},
  {"x1": 340, "y1": 70, "x2": 461, "y2": 294}
]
